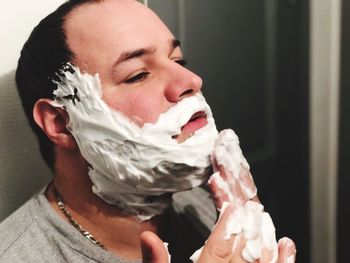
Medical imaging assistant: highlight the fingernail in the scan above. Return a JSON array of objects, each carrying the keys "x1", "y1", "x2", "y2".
[{"x1": 279, "y1": 237, "x2": 297, "y2": 255}]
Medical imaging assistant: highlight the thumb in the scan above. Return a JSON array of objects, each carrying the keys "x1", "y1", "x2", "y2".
[
  {"x1": 195, "y1": 203, "x2": 238, "y2": 263},
  {"x1": 140, "y1": 231, "x2": 170, "y2": 263}
]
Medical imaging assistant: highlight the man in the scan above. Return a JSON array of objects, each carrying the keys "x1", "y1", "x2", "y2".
[{"x1": 0, "y1": 0, "x2": 295, "y2": 262}]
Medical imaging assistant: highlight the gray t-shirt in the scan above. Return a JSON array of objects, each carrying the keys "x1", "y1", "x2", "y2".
[{"x1": 0, "y1": 186, "x2": 216, "y2": 263}]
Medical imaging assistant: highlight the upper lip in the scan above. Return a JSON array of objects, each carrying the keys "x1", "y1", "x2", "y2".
[{"x1": 182, "y1": 111, "x2": 206, "y2": 128}]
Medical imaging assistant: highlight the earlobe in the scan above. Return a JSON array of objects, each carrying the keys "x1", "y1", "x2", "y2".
[{"x1": 33, "y1": 99, "x2": 77, "y2": 149}]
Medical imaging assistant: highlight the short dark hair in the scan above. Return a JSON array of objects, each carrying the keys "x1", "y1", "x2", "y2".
[{"x1": 16, "y1": 0, "x2": 103, "y2": 170}]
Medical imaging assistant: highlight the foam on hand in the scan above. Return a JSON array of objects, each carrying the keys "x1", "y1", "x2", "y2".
[
  {"x1": 52, "y1": 64, "x2": 218, "y2": 221},
  {"x1": 209, "y1": 129, "x2": 257, "y2": 204},
  {"x1": 191, "y1": 130, "x2": 278, "y2": 263},
  {"x1": 191, "y1": 201, "x2": 278, "y2": 263},
  {"x1": 163, "y1": 242, "x2": 171, "y2": 263}
]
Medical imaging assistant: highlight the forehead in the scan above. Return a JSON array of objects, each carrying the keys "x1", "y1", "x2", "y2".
[{"x1": 64, "y1": 0, "x2": 174, "y2": 70}]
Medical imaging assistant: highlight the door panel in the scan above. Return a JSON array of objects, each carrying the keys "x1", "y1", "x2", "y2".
[
  {"x1": 149, "y1": 1, "x2": 309, "y2": 262},
  {"x1": 337, "y1": 0, "x2": 350, "y2": 261}
]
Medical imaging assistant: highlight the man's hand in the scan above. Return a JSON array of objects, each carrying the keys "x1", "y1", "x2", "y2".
[
  {"x1": 140, "y1": 204, "x2": 296, "y2": 263},
  {"x1": 209, "y1": 129, "x2": 258, "y2": 208},
  {"x1": 207, "y1": 129, "x2": 296, "y2": 263},
  {"x1": 141, "y1": 129, "x2": 296, "y2": 263},
  {"x1": 192, "y1": 204, "x2": 296, "y2": 263},
  {"x1": 141, "y1": 231, "x2": 170, "y2": 263}
]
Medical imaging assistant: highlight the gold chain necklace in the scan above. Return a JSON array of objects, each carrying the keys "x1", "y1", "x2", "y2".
[{"x1": 53, "y1": 188, "x2": 105, "y2": 249}]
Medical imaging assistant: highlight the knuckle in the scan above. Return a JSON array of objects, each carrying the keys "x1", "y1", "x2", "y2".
[{"x1": 207, "y1": 240, "x2": 232, "y2": 261}]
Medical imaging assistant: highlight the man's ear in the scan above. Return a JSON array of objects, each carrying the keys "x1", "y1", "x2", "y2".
[{"x1": 33, "y1": 99, "x2": 77, "y2": 149}]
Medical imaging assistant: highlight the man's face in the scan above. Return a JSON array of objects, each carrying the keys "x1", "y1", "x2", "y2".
[{"x1": 64, "y1": 0, "x2": 206, "y2": 140}]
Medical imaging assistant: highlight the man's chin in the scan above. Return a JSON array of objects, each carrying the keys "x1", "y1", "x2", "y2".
[{"x1": 173, "y1": 131, "x2": 195, "y2": 143}]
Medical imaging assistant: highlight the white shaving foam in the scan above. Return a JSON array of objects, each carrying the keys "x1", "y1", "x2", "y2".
[
  {"x1": 213, "y1": 129, "x2": 249, "y2": 175},
  {"x1": 208, "y1": 172, "x2": 235, "y2": 204},
  {"x1": 211, "y1": 129, "x2": 256, "y2": 203},
  {"x1": 190, "y1": 201, "x2": 278, "y2": 263},
  {"x1": 52, "y1": 65, "x2": 218, "y2": 220},
  {"x1": 189, "y1": 248, "x2": 202, "y2": 263},
  {"x1": 285, "y1": 255, "x2": 295, "y2": 263},
  {"x1": 191, "y1": 130, "x2": 277, "y2": 263},
  {"x1": 163, "y1": 242, "x2": 171, "y2": 263}
]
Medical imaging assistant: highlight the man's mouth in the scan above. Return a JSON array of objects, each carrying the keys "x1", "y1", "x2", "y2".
[
  {"x1": 173, "y1": 111, "x2": 208, "y2": 142},
  {"x1": 181, "y1": 111, "x2": 208, "y2": 133}
]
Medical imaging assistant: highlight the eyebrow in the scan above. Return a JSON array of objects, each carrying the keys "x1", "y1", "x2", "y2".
[{"x1": 114, "y1": 38, "x2": 182, "y2": 66}]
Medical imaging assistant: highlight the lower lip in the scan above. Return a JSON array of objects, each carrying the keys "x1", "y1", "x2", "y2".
[{"x1": 181, "y1": 117, "x2": 208, "y2": 134}]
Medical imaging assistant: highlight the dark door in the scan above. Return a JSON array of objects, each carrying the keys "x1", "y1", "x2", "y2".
[
  {"x1": 337, "y1": 1, "x2": 350, "y2": 262},
  {"x1": 149, "y1": 1, "x2": 310, "y2": 262}
]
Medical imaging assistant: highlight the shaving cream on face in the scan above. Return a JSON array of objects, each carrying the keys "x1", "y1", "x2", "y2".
[{"x1": 52, "y1": 65, "x2": 218, "y2": 220}]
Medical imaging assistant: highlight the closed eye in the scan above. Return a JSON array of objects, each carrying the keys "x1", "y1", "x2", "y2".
[{"x1": 125, "y1": 72, "x2": 150, "y2": 84}]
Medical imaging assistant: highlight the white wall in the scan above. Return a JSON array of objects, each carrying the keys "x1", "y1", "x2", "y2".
[
  {"x1": 310, "y1": 0, "x2": 341, "y2": 263},
  {"x1": 0, "y1": 0, "x2": 66, "y2": 74},
  {"x1": 0, "y1": 0, "x2": 66, "y2": 221}
]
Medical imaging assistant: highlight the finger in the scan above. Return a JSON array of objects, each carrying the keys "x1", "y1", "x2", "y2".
[
  {"x1": 231, "y1": 234, "x2": 247, "y2": 263},
  {"x1": 198, "y1": 203, "x2": 237, "y2": 263},
  {"x1": 209, "y1": 170, "x2": 239, "y2": 209},
  {"x1": 208, "y1": 173, "x2": 227, "y2": 209},
  {"x1": 211, "y1": 131, "x2": 257, "y2": 206},
  {"x1": 259, "y1": 247, "x2": 274, "y2": 263},
  {"x1": 208, "y1": 169, "x2": 246, "y2": 208},
  {"x1": 277, "y1": 237, "x2": 296, "y2": 263},
  {"x1": 238, "y1": 165, "x2": 257, "y2": 201},
  {"x1": 252, "y1": 195, "x2": 260, "y2": 203},
  {"x1": 218, "y1": 165, "x2": 246, "y2": 203},
  {"x1": 213, "y1": 164, "x2": 259, "y2": 205},
  {"x1": 140, "y1": 231, "x2": 170, "y2": 263}
]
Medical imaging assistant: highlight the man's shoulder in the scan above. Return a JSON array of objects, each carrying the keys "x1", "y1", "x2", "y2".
[
  {"x1": 0, "y1": 191, "x2": 134, "y2": 263},
  {"x1": 0, "y1": 196, "x2": 40, "y2": 261},
  {"x1": 0, "y1": 192, "x2": 69, "y2": 263}
]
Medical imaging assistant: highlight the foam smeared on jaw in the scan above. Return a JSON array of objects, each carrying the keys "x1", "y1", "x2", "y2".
[{"x1": 52, "y1": 65, "x2": 218, "y2": 220}]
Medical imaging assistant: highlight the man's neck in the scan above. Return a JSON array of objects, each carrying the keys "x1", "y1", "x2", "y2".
[{"x1": 45, "y1": 156, "x2": 168, "y2": 260}]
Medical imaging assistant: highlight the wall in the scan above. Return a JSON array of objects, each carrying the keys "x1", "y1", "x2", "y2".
[
  {"x1": 310, "y1": 0, "x2": 341, "y2": 262},
  {"x1": 0, "y1": 0, "x2": 66, "y2": 221}
]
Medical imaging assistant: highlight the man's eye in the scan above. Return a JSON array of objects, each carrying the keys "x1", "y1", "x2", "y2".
[
  {"x1": 125, "y1": 72, "x2": 150, "y2": 84},
  {"x1": 175, "y1": 59, "x2": 187, "y2": 67}
]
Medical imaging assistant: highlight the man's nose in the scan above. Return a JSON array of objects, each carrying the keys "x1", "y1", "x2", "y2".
[{"x1": 164, "y1": 63, "x2": 203, "y2": 103}]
